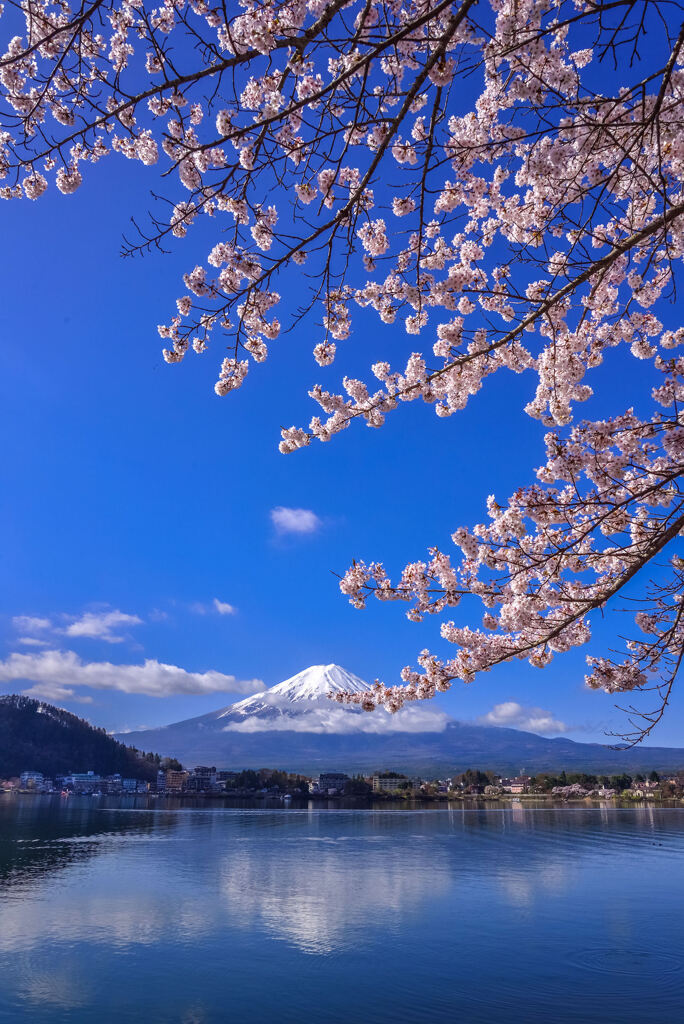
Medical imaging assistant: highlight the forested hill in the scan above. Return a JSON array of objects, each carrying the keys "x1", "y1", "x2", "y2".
[{"x1": 0, "y1": 695, "x2": 161, "y2": 780}]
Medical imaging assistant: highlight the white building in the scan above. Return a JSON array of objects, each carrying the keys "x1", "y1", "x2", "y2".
[
  {"x1": 20, "y1": 771, "x2": 44, "y2": 790},
  {"x1": 372, "y1": 775, "x2": 409, "y2": 792},
  {"x1": 62, "y1": 772, "x2": 102, "y2": 793}
]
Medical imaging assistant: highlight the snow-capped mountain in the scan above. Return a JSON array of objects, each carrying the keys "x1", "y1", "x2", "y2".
[
  {"x1": 216, "y1": 664, "x2": 371, "y2": 721},
  {"x1": 117, "y1": 664, "x2": 684, "y2": 775}
]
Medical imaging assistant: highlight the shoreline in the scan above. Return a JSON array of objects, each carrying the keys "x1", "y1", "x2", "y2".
[{"x1": 3, "y1": 789, "x2": 684, "y2": 809}]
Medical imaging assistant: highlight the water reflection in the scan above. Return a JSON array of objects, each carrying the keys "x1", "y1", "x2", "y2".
[
  {"x1": 1, "y1": 795, "x2": 684, "y2": 1024},
  {"x1": 13, "y1": 961, "x2": 91, "y2": 1010},
  {"x1": 1, "y1": 798, "x2": 680, "y2": 954},
  {"x1": 0, "y1": 795, "x2": 160, "y2": 889},
  {"x1": 1, "y1": 801, "x2": 456, "y2": 955},
  {"x1": 218, "y1": 831, "x2": 451, "y2": 954}
]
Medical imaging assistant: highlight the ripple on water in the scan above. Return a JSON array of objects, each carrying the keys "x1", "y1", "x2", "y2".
[{"x1": 567, "y1": 947, "x2": 683, "y2": 977}]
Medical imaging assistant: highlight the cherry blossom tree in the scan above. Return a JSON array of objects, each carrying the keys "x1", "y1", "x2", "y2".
[{"x1": 1, "y1": 0, "x2": 682, "y2": 742}]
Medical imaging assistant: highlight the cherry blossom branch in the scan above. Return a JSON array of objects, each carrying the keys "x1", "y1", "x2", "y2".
[{"x1": 3, "y1": 0, "x2": 684, "y2": 740}]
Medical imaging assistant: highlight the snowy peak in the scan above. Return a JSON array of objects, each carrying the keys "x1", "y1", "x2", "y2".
[
  {"x1": 216, "y1": 664, "x2": 370, "y2": 720},
  {"x1": 268, "y1": 664, "x2": 370, "y2": 702}
]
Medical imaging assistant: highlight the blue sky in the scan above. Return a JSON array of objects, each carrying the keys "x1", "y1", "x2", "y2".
[{"x1": 1, "y1": 150, "x2": 682, "y2": 746}]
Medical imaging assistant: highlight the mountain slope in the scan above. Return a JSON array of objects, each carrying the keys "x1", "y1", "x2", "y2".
[
  {"x1": 0, "y1": 695, "x2": 160, "y2": 780},
  {"x1": 117, "y1": 665, "x2": 684, "y2": 775}
]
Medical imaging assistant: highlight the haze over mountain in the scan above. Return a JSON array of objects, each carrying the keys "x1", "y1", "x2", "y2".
[{"x1": 117, "y1": 665, "x2": 684, "y2": 775}]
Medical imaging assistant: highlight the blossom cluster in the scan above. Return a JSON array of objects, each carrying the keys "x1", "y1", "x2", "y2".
[
  {"x1": 2, "y1": 0, "x2": 683, "y2": 736},
  {"x1": 336, "y1": 356, "x2": 683, "y2": 728}
]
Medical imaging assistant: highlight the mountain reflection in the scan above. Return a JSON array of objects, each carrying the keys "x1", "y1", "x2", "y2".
[
  {"x1": 2, "y1": 799, "x2": 683, "y2": 1024},
  {"x1": 1, "y1": 799, "x2": 675, "y2": 961},
  {"x1": 218, "y1": 829, "x2": 451, "y2": 954},
  {"x1": 0, "y1": 803, "x2": 454, "y2": 955}
]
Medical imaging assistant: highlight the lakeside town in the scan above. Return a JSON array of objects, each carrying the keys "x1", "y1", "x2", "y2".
[{"x1": 4, "y1": 765, "x2": 684, "y2": 802}]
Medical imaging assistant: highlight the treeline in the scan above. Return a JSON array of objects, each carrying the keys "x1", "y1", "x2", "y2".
[
  {"x1": 452, "y1": 769, "x2": 672, "y2": 791},
  {"x1": 531, "y1": 771, "x2": 662, "y2": 791},
  {"x1": 227, "y1": 769, "x2": 311, "y2": 793},
  {"x1": 380, "y1": 769, "x2": 679, "y2": 793},
  {"x1": 0, "y1": 695, "x2": 162, "y2": 780},
  {"x1": 225, "y1": 770, "x2": 373, "y2": 796}
]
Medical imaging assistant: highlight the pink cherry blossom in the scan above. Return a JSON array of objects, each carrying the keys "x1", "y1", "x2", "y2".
[{"x1": 2, "y1": 0, "x2": 683, "y2": 741}]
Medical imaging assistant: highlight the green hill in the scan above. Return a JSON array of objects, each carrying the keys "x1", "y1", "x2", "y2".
[{"x1": 0, "y1": 695, "x2": 162, "y2": 780}]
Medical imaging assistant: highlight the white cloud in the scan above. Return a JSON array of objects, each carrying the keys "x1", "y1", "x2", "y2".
[
  {"x1": 223, "y1": 704, "x2": 450, "y2": 735},
  {"x1": 479, "y1": 701, "x2": 567, "y2": 735},
  {"x1": 11, "y1": 608, "x2": 143, "y2": 644},
  {"x1": 270, "y1": 506, "x2": 321, "y2": 534},
  {"x1": 0, "y1": 649, "x2": 263, "y2": 698},
  {"x1": 213, "y1": 598, "x2": 237, "y2": 616},
  {"x1": 64, "y1": 610, "x2": 143, "y2": 643},
  {"x1": 189, "y1": 599, "x2": 237, "y2": 616},
  {"x1": 189, "y1": 602, "x2": 209, "y2": 615},
  {"x1": 16, "y1": 637, "x2": 49, "y2": 648},
  {"x1": 148, "y1": 609, "x2": 169, "y2": 622},
  {"x1": 12, "y1": 616, "x2": 52, "y2": 633}
]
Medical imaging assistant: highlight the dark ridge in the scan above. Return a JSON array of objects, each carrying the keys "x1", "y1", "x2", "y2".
[{"x1": 0, "y1": 695, "x2": 162, "y2": 779}]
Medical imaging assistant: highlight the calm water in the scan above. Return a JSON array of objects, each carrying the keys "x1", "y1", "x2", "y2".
[{"x1": 1, "y1": 796, "x2": 683, "y2": 1023}]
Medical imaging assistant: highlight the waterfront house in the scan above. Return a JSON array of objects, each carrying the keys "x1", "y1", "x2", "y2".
[
  {"x1": 19, "y1": 771, "x2": 45, "y2": 790},
  {"x1": 501, "y1": 776, "x2": 531, "y2": 794},
  {"x1": 318, "y1": 772, "x2": 349, "y2": 794},
  {"x1": 164, "y1": 770, "x2": 188, "y2": 793},
  {"x1": 60, "y1": 772, "x2": 103, "y2": 794},
  {"x1": 372, "y1": 774, "x2": 404, "y2": 793},
  {"x1": 185, "y1": 766, "x2": 217, "y2": 793}
]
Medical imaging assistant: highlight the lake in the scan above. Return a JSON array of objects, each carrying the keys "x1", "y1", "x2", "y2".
[{"x1": 1, "y1": 796, "x2": 683, "y2": 1023}]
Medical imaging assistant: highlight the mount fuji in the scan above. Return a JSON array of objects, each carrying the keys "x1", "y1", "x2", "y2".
[
  {"x1": 221, "y1": 664, "x2": 373, "y2": 719},
  {"x1": 117, "y1": 664, "x2": 684, "y2": 775}
]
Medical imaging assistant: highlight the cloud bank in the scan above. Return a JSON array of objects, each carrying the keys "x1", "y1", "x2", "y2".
[
  {"x1": 223, "y1": 704, "x2": 450, "y2": 735},
  {"x1": 0, "y1": 649, "x2": 263, "y2": 701},
  {"x1": 270, "y1": 506, "x2": 321, "y2": 534},
  {"x1": 479, "y1": 701, "x2": 567, "y2": 735}
]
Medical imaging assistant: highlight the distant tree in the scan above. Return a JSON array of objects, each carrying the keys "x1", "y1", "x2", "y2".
[
  {"x1": 293, "y1": 775, "x2": 311, "y2": 794},
  {"x1": 260, "y1": 769, "x2": 288, "y2": 789},
  {"x1": 235, "y1": 769, "x2": 260, "y2": 791},
  {"x1": 649, "y1": 770, "x2": 661, "y2": 783},
  {"x1": 567, "y1": 773, "x2": 597, "y2": 787},
  {"x1": 531, "y1": 774, "x2": 555, "y2": 792},
  {"x1": 2, "y1": 1, "x2": 683, "y2": 742},
  {"x1": 459, "y1": 769, "x2": 489, "y2": 789},
  {"x1": 344, "y1": 776, "x2": 373, "y2": 796}
]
